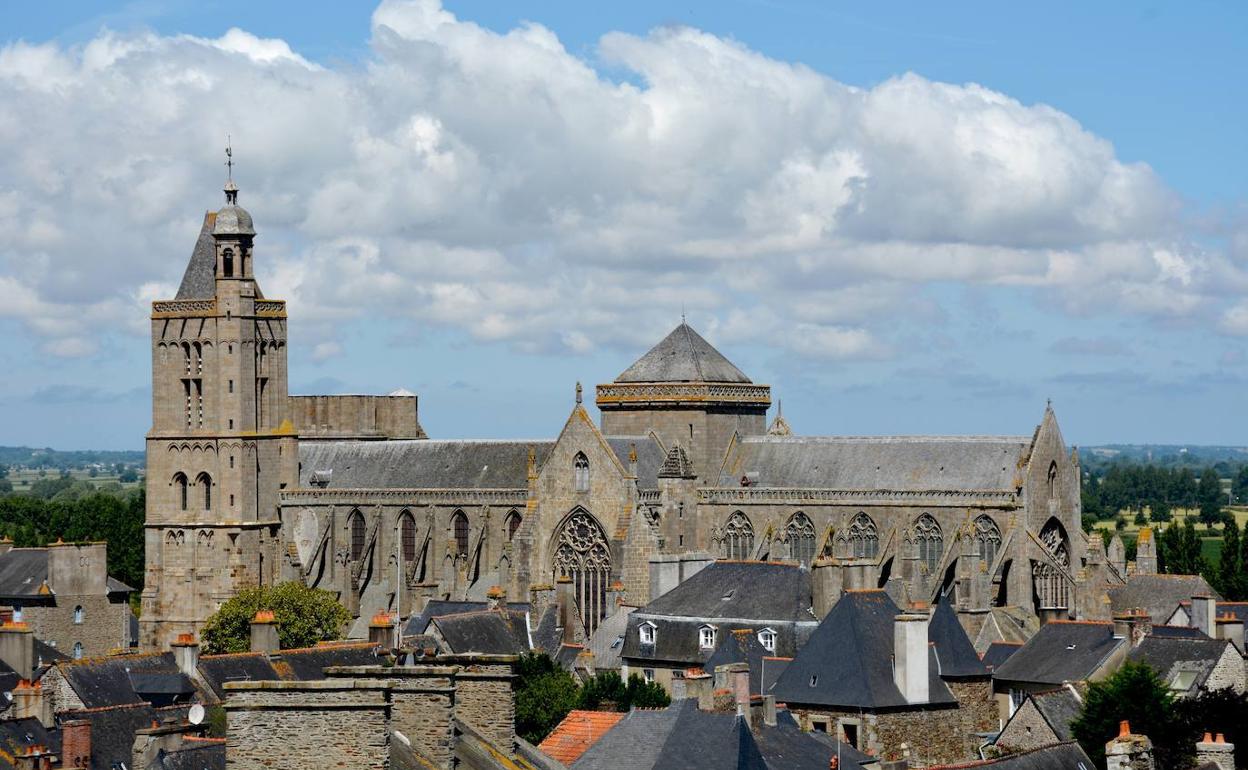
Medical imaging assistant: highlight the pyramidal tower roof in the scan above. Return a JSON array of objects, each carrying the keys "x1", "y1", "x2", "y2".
[{"x1": 615, "y1": 323, "x2": 751, "y2": 384}]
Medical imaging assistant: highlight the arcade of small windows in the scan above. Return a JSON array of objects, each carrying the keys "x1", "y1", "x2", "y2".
[
  {"x1": 848, "y1": 512, "x2": 879, "y2": 559},
  {"x1": 914, "y1": 514, "x2": 943, "y2": 573},
  {"x1": 723, "y1": 511, "x2": 755, "y2": 560},
  {"x1": 785, "y1": 512, "x2": 816, "y2": 565},
  {"x1": 574, "y1": 453, "x2": 590, "y2": 492}
]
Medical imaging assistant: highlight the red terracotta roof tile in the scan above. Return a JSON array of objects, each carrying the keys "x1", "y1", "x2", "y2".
[{"x1": 537, "y1": 709, "x2": 624, "y2": 764}]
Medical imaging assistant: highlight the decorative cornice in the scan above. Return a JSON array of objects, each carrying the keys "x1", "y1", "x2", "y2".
[
  {"x1": 697, "y1": 486, "x2": 1019, "y2": 508},
  {"x1": 595, "y1": 382, "x2": 770, "y2": 408},
  {"x1": 255, "y1": 300, "x2": 286, "y2": 318},
  {"x1": 152, "y1": 299, "x2": 216, "y2": 318}
]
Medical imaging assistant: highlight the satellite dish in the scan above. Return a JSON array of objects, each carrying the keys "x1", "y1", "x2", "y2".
[{"x1": 188, "y1": 704, "x2": 205, "y2": 725}]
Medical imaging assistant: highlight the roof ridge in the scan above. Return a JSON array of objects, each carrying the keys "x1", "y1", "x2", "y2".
[{"x1": 680, "y1": 323, "x2": 706, "y2": 382}]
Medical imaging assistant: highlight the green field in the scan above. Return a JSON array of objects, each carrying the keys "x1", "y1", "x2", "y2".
[
  {"x1": 6, "y1": 467, "x2": 144, "y2": 491},
  {"x1": 1090, "y1": 505, "x2": 1248, "y2": 567}
]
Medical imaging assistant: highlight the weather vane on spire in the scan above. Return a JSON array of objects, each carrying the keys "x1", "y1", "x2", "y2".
[{"x1": 223, "y1": 136, "x2": 239, "y2": 205}]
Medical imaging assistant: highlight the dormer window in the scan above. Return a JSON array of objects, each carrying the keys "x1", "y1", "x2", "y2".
[
  {"x1": 758, "y1": 628, "x2": 776, "y2": 653},
  {"x1": 699, "y1": 625, "x2": 716, "y2": 650},
  {"x1": 639, "y1": 621, "x2": 656, "y2": 645}
]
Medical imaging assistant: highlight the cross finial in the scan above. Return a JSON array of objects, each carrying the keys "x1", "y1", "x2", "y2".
[
  {"x1": 223, "y1": 136, "x2": 239, "y2": 205},
  {"x1": 575, "y1": 381, "x2": 583, "y2": 405}
]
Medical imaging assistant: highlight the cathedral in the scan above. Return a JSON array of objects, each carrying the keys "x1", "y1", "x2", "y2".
[{"x1": 140, "y1": 179, "x2": 1118, "y2": 650}]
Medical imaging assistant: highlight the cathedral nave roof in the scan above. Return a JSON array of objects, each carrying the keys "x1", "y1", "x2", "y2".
[{"x1": 297, "y1": 439, "x2": 553, "y2": 489}]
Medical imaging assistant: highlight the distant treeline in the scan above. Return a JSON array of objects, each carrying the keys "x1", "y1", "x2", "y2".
[
  {"x1": 0, "y1": 474, "x2": 145, "y2": 591},
  {"x1": 1081, "y1": 462, "x2": 1247, "y2": 523},
  {"x1": 0, "y1": 445, "x2": 144, "y2": 470}
]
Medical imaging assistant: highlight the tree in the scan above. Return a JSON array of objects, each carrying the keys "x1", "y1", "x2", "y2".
[
  {"x1": 514, "y1": 652, "x2": 580, "y2": 744},
  {"x1": 1071, "y1": 661, "x2": 1191, "y2": 769},
  {"x1": 1175, "y1": 688, "x2": 1248, "y2": 769},
  {"x1": 199, "y1": 581, "x2": 351, "y2": 654},
  {"x1": 1219, "y1": 519, "x2": 1246, "y2": 601},
  {"x1": 577, "y1": 671, "x2": 670, "y2": 712},
  {"x1": 1199, "y1": 467, "x2": 1226, "y2": 525},
  {"x1": 1234, "y1": 465, "x2": 1248, "y2": 505},
  {"x1": 1159, "y1": 521, "x2": 1206, "y2": 577}
]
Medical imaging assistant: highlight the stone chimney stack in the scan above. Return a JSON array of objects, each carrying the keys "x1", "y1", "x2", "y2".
[
  {"x1": 0, "y1": 621, "x2": 34, "y2": 681},
  {"x1": 1196, "y1": 732, "x2": 1235, "y2": 770},
  {"x1": 12, "y1": 679, "x2": 51, "y2": 728},
  {"x1": 368, "y1": 611, "x2": 394, "y2": 648},
  {"x1": 1191, "y1": 596, "x2": 1216, "y2": 638},
  {"x1": 1215, "y1": 614, "x2": 1245, "y2": 654},
  {"x1": 1112, "y1": 609, "x2": 1152, "y2": 647},
  {"x1": 250, "y1": 610, "x2": 280, "y2": 653},
  {"x1": 61, "y1": 719, "x2": 91, "y2": 769},
  {"x1": 893, "y1": 609, "x2": 930, "y2": 704},
  {"x1": 1106, "y1": 721, "x2": 1155, "y2": 770},
  {"x1": 171, "y1": 633, "x2": 200, "y2": 678},
  {"x1": 1134, "y1": 528, "x2": 1157, "y2": 575},
  {"x1": 486, "y1": 585, "x2": 505, "y2": 611}
]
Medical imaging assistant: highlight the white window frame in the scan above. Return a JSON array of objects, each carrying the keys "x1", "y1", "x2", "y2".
[
  {"x1": 73, "y1": 605, "x2": 84, "y2": 625},
  {"x1": 639, "y1": 621, "x2": 656, "y2": 645},
  {"x1": 699, "y1": 625, "x2": 716, "y2": 650},
  {"x1": 758, "y1": 627, "x2": 776, "y2": 653}
]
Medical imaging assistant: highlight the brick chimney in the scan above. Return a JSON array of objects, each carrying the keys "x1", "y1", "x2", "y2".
[
  {"x1": 1106, "y1": 720, "x2": 1155, "y2": 770},
  {"x1": 1196, "y1": 731, "x2": 1235, "y2": 770},
  {"x1": 368, "y1": 611, "x2": 393, "y2": 648},
  {"x1": 13, "y1": 744, "x2": 54, "y2": 770},
  {"x1": 12, "y1": 679, "x2": 51, "y2": 728},
  {"x1": 171, "y1": 633, "x2": 199, "y2": 678},
  {"x1": 893, "y1": 610, "x2": 930, "y2": 704},
  {"x1": 61, "y1": 719, "x2": 91, "y2": 769},
  {"x1": 1191, "y1": 596, "x2": 1216, "y2": 638},
  {"x1": 250, "y1": 610, "x2": 280, "y2": 653},
  {"x1": 0, "y1": 621, "x2": 34, "y2": 681}
]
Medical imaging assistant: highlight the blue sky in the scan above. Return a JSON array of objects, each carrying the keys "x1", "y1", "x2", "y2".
[{"x1": 1, "y1": 1, "x2": 1246, "y2": 449}]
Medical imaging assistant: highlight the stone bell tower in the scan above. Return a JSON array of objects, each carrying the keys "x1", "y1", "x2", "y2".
[{"x1": 140, "y1": 161, "x2": 297, "y2": 650}]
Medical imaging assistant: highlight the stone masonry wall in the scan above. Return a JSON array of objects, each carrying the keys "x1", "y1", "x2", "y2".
[
  {"x1": 994, "y1": 696, "x2": 1061, "y2": 753},
  {"x1": 1205, "y1": 643, "x2": 1246, "y2": 694},
  {"x1": 22, "y1": 596, "x2": 128, "y2": 658},
  {"x1": 224, "y1": 681, "x2": 389, "y2": 770},
  {"x1": 948, "y1": 678, "x2": 999, "y2": 735},
  {"x1": 792, "y1": 704, "x2": 971, "y2": 766},
  {"x1": 451, "y1": 662, "x2": 516, "y2": 750}
]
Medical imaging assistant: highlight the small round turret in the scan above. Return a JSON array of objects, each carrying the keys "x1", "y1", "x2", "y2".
[{"x1": 213, "y1": 181, "x2": 255, "y2": 236}]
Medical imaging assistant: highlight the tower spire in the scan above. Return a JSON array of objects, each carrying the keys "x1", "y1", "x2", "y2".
[{"x1": 223, "y1": 137, "x2": 239, "y2": 205}]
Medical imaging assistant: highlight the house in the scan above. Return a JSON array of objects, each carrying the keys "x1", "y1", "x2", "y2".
[
  {"x1": 1126, "y1": 635, "x2": 1245, "y2": 696},
  {"x1": 0, "y1": 541, "x2": 133, "y2": 659},
  {"x1": 1108, "y1": 574, "x2": 1219, "y2": 624},
  {"x1": 1166, "y1": 597, "x2": 1247, "y2": 654},
  {"x1": 620, "y1": 561, "x2": 817, "y2": 692},
  {"x1": 945, "y1": 742, "x2": 1095, "y2": 769},
  {"x1": 991, "y1": 620, "x2": 1128, "y2": 719},
  {"x1": 537, "y1": 710, "x2": 624, "y2": 765},
  {"x1": 993, "y1": 686, "x2": 1082, "y2": 753},
  {"x1": 769, "y1": 590, "x2": 991, "y2": 764}
]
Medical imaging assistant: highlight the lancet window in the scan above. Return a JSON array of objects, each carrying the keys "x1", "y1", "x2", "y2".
[{"x1": 552, "y1": 510, "x2": 612, "y2": 637}]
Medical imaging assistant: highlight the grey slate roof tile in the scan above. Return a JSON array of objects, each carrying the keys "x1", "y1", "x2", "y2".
[
  {"x1": 1029, "y1": 688, "x2": 1084, "y2": 743},
  {"x1": 981, "y1": 641, "x2": 1023, "y2": 672},
  {"x1": 719, "y1": 435, "x2": 1031, "y2": 491},
  {"x1": 615, "y1": 323, "x2": 752, "y2": 384},
  {"x1": 431, "y1": 609, "x2": 530, "y2": 655},
  {"x1": 960, "y1": 741, "x2": 1095, "y2": 769},
  {"x1": 0, "y1": 550, "x2": 48, "y2": 598},
  {"x1": 298, "y1": 439, "x2": 552, "y2": 489},
  {"x1": 1126, "y1": 635, "x2": 1231, "y2": 696},
  {"x1": 195, "y1": 653, "x2": 279, "y2": 702},
  {"x1": 635, "y1": 561, "x2": 814, "y2": 622},
  {"x1": 992, "y1": 621, "x2": 1126, "y2": 687},
  {"x1": 930, "y1": 599, "x2": 989, "y2": 679},
  {"x1": 770, "y1": 590, "x2": 958, "y2": 710},
  {"x1": 60, "y1": 703, "x2": 190, "y2": 770},
  {"x1": 152, "y1": 741, "x2": 227, "y2": 770},
  {"x1": 0, "y1": 717, "x2": 57, "y2": 770},
  {"x1": 1108, "y1": 574, "x2": 1220, "y2": 623},
  {"x1": 175, "y1": 213, "x2": 218, "y2": 300},
  {"x1": 60, "y1": 652, "x2": 188, "y2": 708}
]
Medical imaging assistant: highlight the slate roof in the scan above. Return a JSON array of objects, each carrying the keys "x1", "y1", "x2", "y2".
[
  {"x1": 570, "y1": 700, "x2": 865, "y2": 770},
  {"x1": 195, "y1": 643, "x2": 383, "y2": 701},
  {"x1": 298, "y1": 439, "x2": 552, "y2": 489},
  {"x1": 1127, "y1": 635, "x2": 1231, "y2": 696},
  {"x1": 0, "y1": 550, "x2": 49, "y2": 598},
  {"x1": 992, "y1": 621, "x2": 1126, "y2": 687},
  {"x1": 405, "y1": 600, "x2": 531, "y2": 636},
  {"x1": 604, "y1": 437, "x2": 665, "y2": 489},
  {"x1": 929, "y1": 600, "x2": 989, "y2": 679},
  {"x1": 1149, "y1": 624, "x2": 1209, "y2": 639},
  {"x1": 637, "y1": 562, "x2": 814, "y2": 623},
  {"x1": 151, "y1": 739, "x2": 227, "y2": 770},
  {"x1": 770, "y1": 590, "x2": 958, "y2": 710},
  {"x1": 59, "y1": 652, "x2": 192, "y2": 708},
  {"x1": 584, "y1": 604, "x2": 635, "y2": 671},
  {"x1": 538, "y1": 710, "x2": 624, "y2": 765},
  {"x1": 705, "y1": 629, "x2": 774, "y2": 695},
  {"x1": 60, "y1": 703, "x2": 189, "y2": 770},
  {"x1": 981, "y1": 641, "x2": 1023, "y2": 672},
  {"x1": 933, "y1": 741, "x2": 1095, "y2": 769},
  {"x1": 615, "y1": 323, "x2": 752, "y2": 384},
  {"x1": 1028, "y1": 687, "x2": 1083, "y2": 742},
  {"x1": 1108, "y1": 574, "x2": 1221, "y2": 623},
  {"x1": 718, "y1": 435, "x2": 1032, "y2": 491},
  {"x1": 430, "y1": 610, "x2": 530, "y2": 655},
  {"x1": 0, "y1": 717, "x2": 58, "y2": 770},
  {"x1": 195, "y1": 653, "x2": 279, "y2": 701},
  {"x1": 175, "y1": 213, "x2": 217, "y2": 300}
]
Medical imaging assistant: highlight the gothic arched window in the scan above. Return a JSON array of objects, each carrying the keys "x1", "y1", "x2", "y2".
[
  {"x1": 975, "y1": 515, "x2": 1002, "y2": 566},
  {"x1": 196, "y1": 472, "x2": 212, "y2": 511},
  {"x1": 848, "y1": 513, "x2": 879, "y2": 559},
  {"x1": 452, "y1": 510, "x2": 470, "y2": 557},
  {"x1": 173, "y1": 473, "x2": 188, "y2": 512},
  {"x1": 399, "y1": 511, "x2": 417, "y2": 563},
  {"x1": 1034, "y1": 518, "x2": 1071, "y2": 610},
  {"x1": 222, "y1": 248, "x2": 234, "y2": 278},
  {"x1": 724, "y1": 511, "x2": 755, "y2": 560},
  {"x1": 914, "y1": 514, "x2": 943, "y2": 573},
  {"x1": 552, "y1": 510, "x2": 612, "y2": 637},
  {"x1": 574, "y1": 453, "x2": 590, "y2": 492},
  {"x1": 349, "y1": 510, "x2": 366, "y2": 561},
  {"x1": 785, "y1": 512, "x2": 816, "y2": 565},
  {"x1": 1047, "y1": 461, "x2": 1058, "y2": 500},
  {"x1": 505, "y1": 510, "x2": 522, "y2": 541}
]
